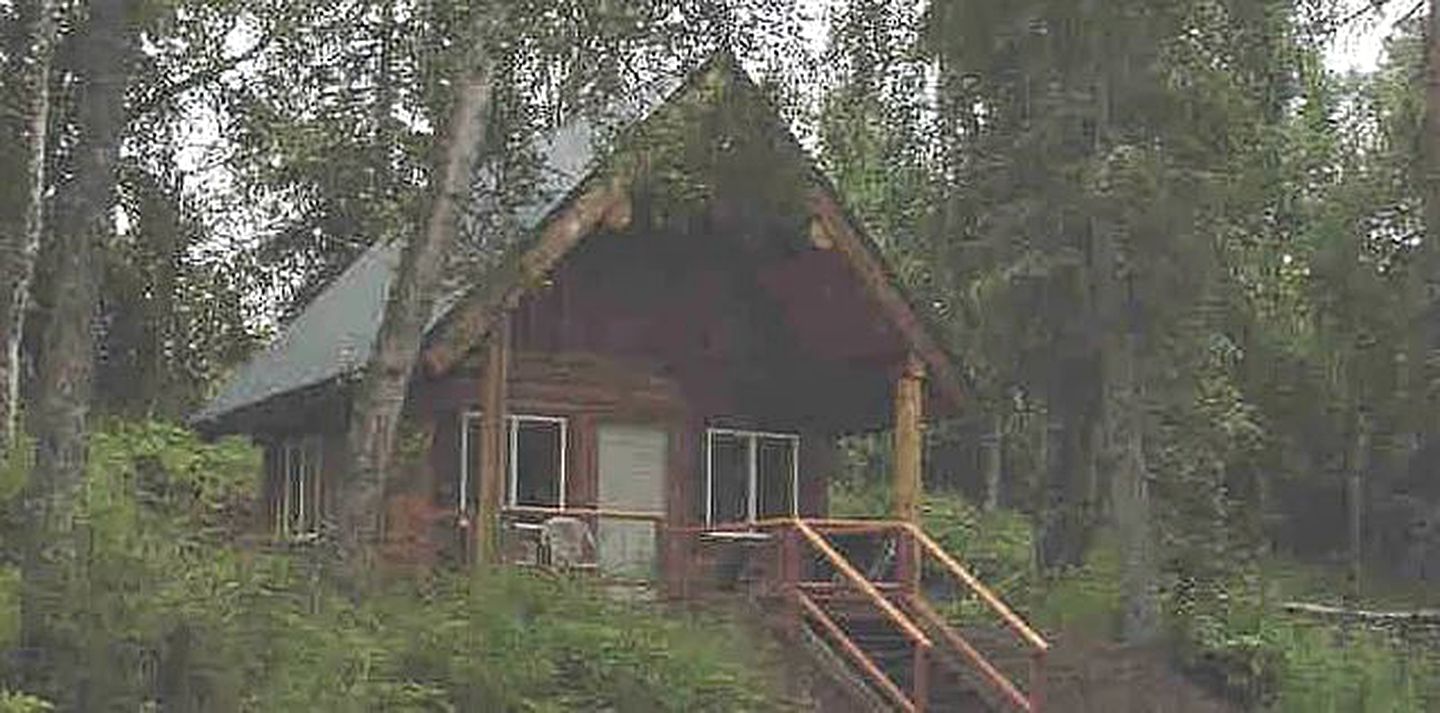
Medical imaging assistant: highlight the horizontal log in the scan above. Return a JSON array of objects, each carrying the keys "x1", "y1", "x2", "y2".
[
  {"x1": 502, "y1": 505, "x2": 665, "y2": 523},
  {"x1": 1281, "y1": 601, "x2": 1440, "y2": 624}
]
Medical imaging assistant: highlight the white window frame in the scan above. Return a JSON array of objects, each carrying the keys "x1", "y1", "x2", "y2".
[
  {"x1": 460, "y1": 411, "x2": 569, "y2": 511},
  {"x1": 274, "y1": 435, "x2": 322, "y2": 540},
  {"x1": 704, "y1": 427, "x2": 800, "y2": 525}
]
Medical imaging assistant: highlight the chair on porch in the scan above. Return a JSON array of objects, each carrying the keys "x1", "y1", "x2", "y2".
[{"x1": 540, "y1": 516, "x2": 597, "y2": 571}]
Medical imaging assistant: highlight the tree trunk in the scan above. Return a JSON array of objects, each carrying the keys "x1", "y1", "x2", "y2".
[
  {"x1": 982, "y1": 412, "x2": 1002, "y2": 511},
  {"x1": 1106, "y1": 330, "x2": 1157, "y2": 644},
  {"x1": 338, "y1": 47, "x2": 495, "y2": 576},
  {"x1": 1094, "y1": 213, "x2": 1158, "y2": 644},
  {"x1": 1088, "y1": 15, "x2": 1158, "y2": 643},
  {"x1": 1416, "y1": 0, "x2": 1440, "y2": 450},
  {"x1": 1348, "y1": 413, "x2": 1372, "y2": 601},
  {"x1": 1426, "y1": 0, "x2": 1440, "y2": 355},
  {"x1": 0, "y1": 0, "x2": 56, "y2": 451},
  {"x1": 22, "y1": 0, "x2": 132, "y2": 699}
]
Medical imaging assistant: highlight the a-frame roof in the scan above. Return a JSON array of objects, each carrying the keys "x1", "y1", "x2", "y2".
[{"x1": 193, "y1": 53, "x2": 965, "y2": 431}]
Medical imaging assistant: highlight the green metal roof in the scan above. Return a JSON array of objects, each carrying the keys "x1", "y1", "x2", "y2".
[{"x1": 192, "y1": 62, "x2": 684, "y2": 428}]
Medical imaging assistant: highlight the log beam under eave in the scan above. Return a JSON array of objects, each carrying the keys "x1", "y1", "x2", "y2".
[
  {"x1": 423, "y1": 177, "x2": 631, "y2": 378},
  {"x1": 475, "y1": 312, "x2": 510, "y2": 565},
  {"x1": 894, "y1": 353, "x2": 925, "y2": 525}
]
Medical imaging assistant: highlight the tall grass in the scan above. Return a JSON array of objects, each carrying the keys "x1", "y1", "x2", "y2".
[
  {"x1": 832, "y1": 478, "x2": 1440, "y2": 710},
  {"x1": 0, "y1": 420, "x2": 792, "y2": 711}
]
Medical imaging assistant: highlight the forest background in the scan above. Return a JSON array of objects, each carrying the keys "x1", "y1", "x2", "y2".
[{"x1": 3, "y1": 0, "x2": 1440, "y2": 710}]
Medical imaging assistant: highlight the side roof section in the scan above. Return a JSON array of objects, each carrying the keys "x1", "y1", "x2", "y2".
[{"x1": 191, "y1": 62, "x2": 684, "y2": 429}]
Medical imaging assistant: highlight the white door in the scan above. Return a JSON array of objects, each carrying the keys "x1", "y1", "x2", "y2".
[{"x1": 597, "y1": 424, "x2": 668, "y2": 579}]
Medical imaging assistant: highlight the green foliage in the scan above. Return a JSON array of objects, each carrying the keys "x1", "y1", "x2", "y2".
[
  {"x1": 6, "y1": 420, "x2": 790, "y2": 711},
  {"x1": 919, "y1": 493, "x2": 1036, "y2": 605},
  {"x1": 0, "y1": 431, "x2": 30, "y2": 506},
  {"x1": 830, "y1": 479, "x2": 1041, "y2": 619},
  {"x1": 1033, "y1": 534, "x2": 1126, "y2": 639},
  {"x1": 0, "y1": 566, "x2": 16, "y2": 652},
  {"x1": 0, "y1": 691, "x2": 51, "y2": 713},
  {"x1": 834, "y1": 476, "x2": 1437, "y2": 710},
  {"x1": 229, "y1": 570, "x2": 788, "y2": 712},
  {"x1": 1176, "y1": 598, "x2": 1437, "y2": 712},
  {"x1": 1265, "y1": 621, "x2": 1434, "y2": 713}
]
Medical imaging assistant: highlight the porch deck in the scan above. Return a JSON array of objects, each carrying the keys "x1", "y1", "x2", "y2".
[{"x1": 495, "y1": 508, "x2": 1049, "y2": 713}]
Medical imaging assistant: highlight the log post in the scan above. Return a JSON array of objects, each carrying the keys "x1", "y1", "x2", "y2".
[
  {"x1": 476, "y1": 313, "x2": 510, "y2": 565},
  {"x1": 894, "y1": 353, "x2": 926, "y2": 525}
]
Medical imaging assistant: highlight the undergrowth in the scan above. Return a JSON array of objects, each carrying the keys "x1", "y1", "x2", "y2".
[
  {"x1": 0, "y1": 420, "x2": 790, "y2": 712},
  {"x1": 831, "y1": 477, "x2": 1440, "y2": 711}
]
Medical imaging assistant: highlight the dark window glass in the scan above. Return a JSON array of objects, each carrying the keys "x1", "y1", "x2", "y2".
[
  {"x1": 512, "y1": 418, "x2": 563, "y2": 507},
  {"x1": 757, "y1": 437, "x2": 795, "y2": 518},
  {"x1": 710, "y1": 433, "x2": 749, "y2": 523}
]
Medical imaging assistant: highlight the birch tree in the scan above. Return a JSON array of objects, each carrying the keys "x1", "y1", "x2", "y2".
[
  {"x1": 21, "y1": 0, "x2": 135, "y2": 701},
  {"x1": 337, "y1": 26, "x2": 496, "y2": 574},
  {"x1": 0, "y1": 0, "x2": 56, "y2": 452}
]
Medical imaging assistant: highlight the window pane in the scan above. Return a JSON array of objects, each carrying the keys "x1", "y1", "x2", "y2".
[
  {"x1": 710, "y1": 433, "x2": 749, "y2": 523},
  {"x1": 757, "y1": 437, "x2": 796, "y2": 518},
  {"x1": 304, "y1": 440, "x2": 321, "y2": 531},
  {"x1": 287, "y1": 445, "x2": 304, "y2": 534},
  {"x1": 513, "y1": 419, "x2": 563, "y2": 507}
]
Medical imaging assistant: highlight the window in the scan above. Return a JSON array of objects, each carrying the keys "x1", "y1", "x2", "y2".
[
  {"x1": 459, "y1": 412, "x2": 569, "y2": 511},
  {"x1": 704, "y1": 428, "x2": 799, "y2": 524},
  {"x1": 271, "y1": 436, "x2": 322, "y2": 540}
]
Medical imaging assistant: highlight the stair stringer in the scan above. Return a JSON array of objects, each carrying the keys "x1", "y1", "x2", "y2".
[{"x1": 795, "y1": 620, "x2": 896, "y2": 712}]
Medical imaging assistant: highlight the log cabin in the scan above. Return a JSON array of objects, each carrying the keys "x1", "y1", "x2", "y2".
[{"x1": 193, "y1": 52, "x2": 1047, "y2": 712}]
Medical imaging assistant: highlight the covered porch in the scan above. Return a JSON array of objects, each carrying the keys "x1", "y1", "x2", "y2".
[{"x1": 414, "y1": 179, "x2": 956, "y2": 587}]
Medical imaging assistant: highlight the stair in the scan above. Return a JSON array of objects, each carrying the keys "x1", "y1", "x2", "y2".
[
  {"x1": 722, "y1": 518, "x2": 1048, "y2": 713},
  {"x1": 810, "y1": 595, "x2": 990, "y2": 711}
]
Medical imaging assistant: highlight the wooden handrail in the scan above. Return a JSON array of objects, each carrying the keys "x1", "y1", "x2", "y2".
[
  {"x1": 798, "y1": 581, "x2": 905, "y2": 593},
  {"x1": 804, "y1": 518, "x2": 908, "y2": 533},
  {"x1": 904, "y1": 522, "x2": 1049, "y2": 653},
  {"x1": 501, "y1": 505, "x2": 665, "y2": 523},
  {"x1": 907, "y1": 594, "x2": 1033, "y2": 712},
  {"x1": 795, "y1": 520, "x2": 933, "y2": 649},
  {"x1": 671, "y1": 516, "x2": 901, "y2": 535},
  {"x1": 670, "y1": 517, "x2": 819, "y2": 534},
  {"x1": 797, "y1": 590, "x2": 917, "y2": 713}
]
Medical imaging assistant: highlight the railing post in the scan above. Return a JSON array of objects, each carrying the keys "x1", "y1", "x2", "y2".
[
  {"x1": 782, "y1": 523, "x2": 801, "y2": 639},
  {"x1": 1029, "y1": 649, "x2": 1046, "y2": 713},
  {"x1": 893, "y1": 354, "x2": 926, "y2": 525},
  {"x1": 912, "y1": 644, "x2": 930, "y2": 713},
  {"x1": 895, "y1": 526, "x2": 919, "y2": 595}
]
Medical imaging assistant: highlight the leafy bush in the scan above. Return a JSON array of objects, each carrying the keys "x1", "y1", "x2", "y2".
[
  {"x1": 231, "y1": 570, "x2": 789, "y2": 712},
  {"x1": 1177, "y1": 598, "x2": 1437, "y2": 712},
  {"x1": 0, "y1": 691, "x2": 51, "y2": 713},
  {"x1": 0, "y1": 567, "x2": 16, "y2": 653},
  {"x1": 831, "y1": 480, "x2": 1042, "y2": 624},
  {"x1": 1265, "y1": 619, "x2": 1435, "y2": 713},
  {"x1": 1032, "y1": 532, "x2": 1125, "y2": 638},
  {"x1": 1, "y1": 421, "x2": 792, "y2": 711}
]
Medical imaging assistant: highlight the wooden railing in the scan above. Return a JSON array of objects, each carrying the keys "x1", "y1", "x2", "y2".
[
  {"x1": 502, "y1": 514, "x2": 1046, "y2": 712},
  {"x1": 794, "y1": 518, "x2": 1048, "y2": 713},
  {"x1": 904, "y1": 522, "x2": 1049, "y2": 712},
  {"x1": 791, "y1": 520, "x2": 933, "y2": 712}
]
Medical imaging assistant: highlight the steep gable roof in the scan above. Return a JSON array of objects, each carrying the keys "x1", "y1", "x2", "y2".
[{"x1": 193, "y1": 53, "x2": 965, "y2": 430}]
